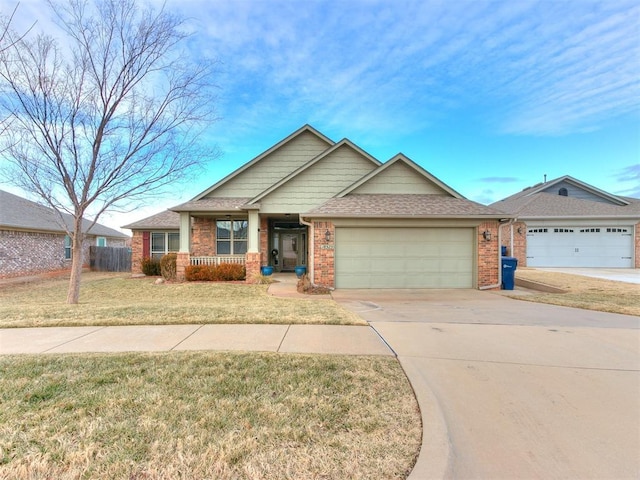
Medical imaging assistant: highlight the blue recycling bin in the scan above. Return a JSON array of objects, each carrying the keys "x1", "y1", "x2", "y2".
[{"x1": 501, "y1": 256, "x2": 518, "y2": 290}]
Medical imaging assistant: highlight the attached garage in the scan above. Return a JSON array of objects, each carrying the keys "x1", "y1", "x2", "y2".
[
  {"x1": 335, "y1": 227, "x2": 475, "y2": 288},
  {"x1": 526, "y1": 226, "x2": 634, "y2": 268}
]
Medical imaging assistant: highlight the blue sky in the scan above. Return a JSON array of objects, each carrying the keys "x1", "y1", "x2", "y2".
[{"x1": 2, "y1": 0, "x2": 639, "y2": 231}]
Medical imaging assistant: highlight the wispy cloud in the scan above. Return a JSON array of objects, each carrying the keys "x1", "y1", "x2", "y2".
[
  {"x1": 166, "y1": 0, "x2": 638, "y2": 141},
  {"x1": 613, "y1": 164, "x2": 640, "y2": 198}
]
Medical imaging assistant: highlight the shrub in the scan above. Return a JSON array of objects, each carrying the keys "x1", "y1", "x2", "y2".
[
  {"x1": 215, "y1": 263, "x2": 246, "y2": 281},
  {"x1": 140, "y1": 257, "x2": 161, "y2": 276},
  {"x1": 184, "y1": 263, "x2": 245, "y2": 282},
  {"x1": 160, "y1": 253, "x2": 177, "y2": 281},
  {"x1": 185, "y1": 265, "x2": 216, "y2": 281}
]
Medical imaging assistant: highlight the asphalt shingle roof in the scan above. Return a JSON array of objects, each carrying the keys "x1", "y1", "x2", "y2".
[
  {"x1": 170, "y1": 197, "x2": 254, "y2": 212},
  {"x1": 122, "y1": 209, "x2": 181, "y2": 230},
  {"x1": 0, "y1": 190, "x2": 129, "y2": 238},
  {"x1": 491, "y1": 192, "x2": 640, "y2": 219},
  {"x1": 306, "y1": 194, "x2": 509, "y2": 218}
]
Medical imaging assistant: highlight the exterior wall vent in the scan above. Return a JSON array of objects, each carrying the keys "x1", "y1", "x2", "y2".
[{"x1": 558, "y1": 187, "x2": 568, "y2": 196}]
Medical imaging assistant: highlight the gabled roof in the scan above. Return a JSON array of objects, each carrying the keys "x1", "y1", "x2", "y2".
[
  {"x1": 247, "y1": 138, "x2": 381, "y2": 205},
  {"x1": 122, "y1": 209, "x2": 181, "y2": 230},
  {"x1": 491, "y1": 192, "x2": 640, "y2": 219},
  {"x1": 191, "y1": 125, "x2": 334, "y2": 200},
  {"x1": 337, "y1": 154, "x2": 464, "y2": 198},
  {"x1": 305, "y1": 194, "x2": 509, "y2": 218},
  {"x1": 498, "y1": 175, "x2": 629, "y2": 206},
  {"x1": 0, "y1": 190, "x2": 129, "y2": 237}
]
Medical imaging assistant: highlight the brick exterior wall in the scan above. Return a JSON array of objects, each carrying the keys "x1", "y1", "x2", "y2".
[
  {"x1": 499, "y1": 221, "x2": 527, "y2": 266},
  {"x1": 176, "y1": 252, "x2": 189, "y2": 281},
  {"x1": 477, "y1": 221, "x2": 500, "y2": 289},
  {"x1": 131, "y1": 230, "x2": 144, "y2": 274},
  {"x1": 191, "y1": 217, "x2": 216, "y2": 256},
  {"x1": 313, "y1": 221, "x2": 335, "y2": 287},
  {"x1": 245, "y1": 251, "x2": 261, "y2": 280},
  {"x1": 260, "y1": 216, "x2": 268, "y2": 266},
  {"x1": 0, "y1": 229, "x2": 124, "y2": 279}
]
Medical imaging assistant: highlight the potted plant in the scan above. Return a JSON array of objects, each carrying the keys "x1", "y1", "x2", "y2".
[
  {"x1": 261, "y1": 265, "x2": 274, "y2": 276},
  {"x1": 294, "y1": 265, "x2": 306, "y2": 278}
]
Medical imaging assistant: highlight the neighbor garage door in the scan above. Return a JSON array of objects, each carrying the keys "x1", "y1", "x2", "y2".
[
  {"x1": 335, "y1": 227, "x2": 474, "y2": 288},
  {"x1": 526, "y1": 226, "x2": 634, "y2": 267}
]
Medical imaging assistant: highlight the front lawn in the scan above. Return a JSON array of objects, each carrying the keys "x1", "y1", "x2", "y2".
[
  {"x1": 0, "y1": 273, "x2": 365, "y2": 328},
  {"x1": 0, "y1": 352, "x2": 421, "y2": 479},
  {"x1": 513, "y1": 268, "x2": 640, "y2": 316}
]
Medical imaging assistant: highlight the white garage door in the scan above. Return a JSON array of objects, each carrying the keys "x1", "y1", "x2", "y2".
[
  {"x1": 335, "y1": 227, "x2": 474, "y2": 288},
  {"x1": 526, "y1": 226, "x2": 634, "y2": 267}
]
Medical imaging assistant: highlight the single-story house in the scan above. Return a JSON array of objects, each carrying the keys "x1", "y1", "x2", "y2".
[
  {"x1": 125, "y1": 125, "x2": 511, "y2": 289},
  {"x1": 491, "y1": 176, "x2": 640, "y2": 268},
  {"x1": 0, "y1": 189, "x2": 130, "y2": 279}
]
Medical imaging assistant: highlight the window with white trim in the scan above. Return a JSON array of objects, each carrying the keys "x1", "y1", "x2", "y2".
[
  {"x1": 96, "y1": 236, "x2": 107, "y2": 247},
  {"x1": 151, "y1": 232, "x2": 179, "y2": 259},
  {"x1": 64, "y1": 235, "x2": 72, "y2": 260},
  {"x1": 216, "y1": 219, "x2": 248, "y2": 255}
]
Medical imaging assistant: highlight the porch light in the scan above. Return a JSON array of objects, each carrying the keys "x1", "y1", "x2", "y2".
[
  {"x1": 482, "y1": 230, "x2": 492, "y2": 241},
  {"x1": 325, "y1": 229, "x2": 331, "y2": 242},
  {"x1": 517, "y1": 226, "x2": 523, "y2": 235}
]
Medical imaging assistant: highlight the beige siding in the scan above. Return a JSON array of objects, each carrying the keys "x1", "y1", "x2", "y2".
[
  {"x1": 258, "y1": 145, "x2": 377, "y2": 213},
  {"x1": 352, "y1": 161, "x2": 449, "y2": 195},
  {"x1": 210, "y1": 131, "x2": 330, "y2": 198}
]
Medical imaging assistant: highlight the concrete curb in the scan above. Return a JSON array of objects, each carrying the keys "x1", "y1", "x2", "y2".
[{"x1": 401, "y1": 356, "x2": 454, "y2": 480}]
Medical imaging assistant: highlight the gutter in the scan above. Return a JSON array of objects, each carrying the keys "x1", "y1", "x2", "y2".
[{"x1": 298, "y1": 215, "x2": 314, "y2": 284}]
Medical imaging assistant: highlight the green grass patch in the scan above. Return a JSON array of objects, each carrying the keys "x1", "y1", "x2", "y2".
[
  {"x1": 0, "y1": 352, "x2": 420, "y2": 479},
  {"x1": 0, "y1": 273, "x2": 365, "y2": 328}
]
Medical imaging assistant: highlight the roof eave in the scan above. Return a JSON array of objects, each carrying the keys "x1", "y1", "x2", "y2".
[{"x1": 302, "y1": 213, "x2": 513, "y2": 220}]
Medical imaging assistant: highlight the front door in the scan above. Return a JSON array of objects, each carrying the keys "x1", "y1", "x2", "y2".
[{"x1": 281, "y1": 233, "x2": 299, "y2": 271}]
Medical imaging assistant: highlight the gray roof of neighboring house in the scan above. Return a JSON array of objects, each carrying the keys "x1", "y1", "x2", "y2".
[
  {"x1": 122, "y1": 209, "x2": 181, "y2": 230},
  {"x1": 496, "y1": 175, "x2": 629, "y2": 205},
  {"x1": 305, "y1": 194, "x2": 510, "y2": 218},
  {"x1": 0, "y1": 190, "x2": 129, "y2": 238},
  {"x1": 491, "y1": 192, "x2": 640, "y2": 219}
]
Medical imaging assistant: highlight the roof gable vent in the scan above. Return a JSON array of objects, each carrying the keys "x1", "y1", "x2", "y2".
[{"x1": 558, "y1": 187, "x2": 568, "y2": 196}]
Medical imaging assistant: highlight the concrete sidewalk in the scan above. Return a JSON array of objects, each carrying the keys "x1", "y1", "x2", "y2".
[{"x1": 0, "y1": 323, "x2": 393, "y2": 356}]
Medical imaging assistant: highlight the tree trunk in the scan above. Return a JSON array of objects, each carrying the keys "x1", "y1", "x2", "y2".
[{"x1": 66, "y1": 217, "x2": 84, "y2": 304}]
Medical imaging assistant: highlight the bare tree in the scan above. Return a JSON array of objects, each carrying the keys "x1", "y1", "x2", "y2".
[{"x1": 0, "y1": 0, "x2": 219, "y2": 303}]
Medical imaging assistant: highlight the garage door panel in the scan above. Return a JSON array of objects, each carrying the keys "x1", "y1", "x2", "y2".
[
  {"x1": 335, "y1": 227, "x2": 474, "y2": 289},
  {"x1": 527, "y1": 226, "x2": 633, "y2": 268}
]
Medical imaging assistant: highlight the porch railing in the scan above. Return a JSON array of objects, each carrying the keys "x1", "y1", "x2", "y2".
[{"x1": 190, "y1": 255, "x2": 245, "y2": 266}]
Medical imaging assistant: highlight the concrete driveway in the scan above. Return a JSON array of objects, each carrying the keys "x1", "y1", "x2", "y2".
[{"x1": 332, "y1": 289, "x2": 640, "y2": 479}]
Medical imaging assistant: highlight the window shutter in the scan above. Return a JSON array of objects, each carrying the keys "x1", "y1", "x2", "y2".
[{"x1": 142, "y1": 231, "x2": 150, "y2": 258}]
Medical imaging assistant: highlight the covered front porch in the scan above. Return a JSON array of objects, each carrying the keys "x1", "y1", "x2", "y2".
[{"x1": 172, "y1": 205, "x2": 309, "y2": 281}]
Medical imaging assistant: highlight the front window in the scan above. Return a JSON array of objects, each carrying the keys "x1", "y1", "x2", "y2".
[
  {"x1": 151, "y1": 232, "x2": 179, "y2": 259},
  {"x1": 64, "y1": 235, "x2": 72, "y2": 260},
  {"x1": 217, "y1": 219, "x2": 248, "y2": 255},
  {"x1": 96, "y1": 237, "x2": 107, "y2": 247}
]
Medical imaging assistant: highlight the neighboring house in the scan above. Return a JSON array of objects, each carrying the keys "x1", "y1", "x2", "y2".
[
  {"x1": 0, "y1": 190, "x2": 130, "y2": 279},
  {"x1": 125, "y1": 125, "x2": 509, "y2": 289},
  {"x1": 491, "y1": 176, "x2": 640, "y2": 268}
]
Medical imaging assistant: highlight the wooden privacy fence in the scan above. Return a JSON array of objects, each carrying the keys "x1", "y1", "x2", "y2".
[{"x1": 90, "y1": 246, "x2": 132, "y2": 272}]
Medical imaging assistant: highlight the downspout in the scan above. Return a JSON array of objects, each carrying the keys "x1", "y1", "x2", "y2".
[
  {"x1": 479, "y1": 218, "x2": 514, "y2": 290},
  {"x1": 299, "y1": 215, "x2": 314, "y2": 284}
]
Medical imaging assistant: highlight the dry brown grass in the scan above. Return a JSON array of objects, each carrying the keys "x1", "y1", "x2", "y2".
[
  {"x1": 0, "y1": 352, "x2": 421, "y2": 479},
  {"x1": 0, "y1": 273, "x2": 365, "y2": 328},
  {"x1": 514, "y1": 268, "x2": 640, "y2": 316}
]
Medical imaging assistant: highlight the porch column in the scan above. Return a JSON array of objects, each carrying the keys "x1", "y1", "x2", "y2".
[
  {"x1": 177, "y1": 212, "x2": 191, "y2": 281},
  {"x1": 179, "y1": 212, "x2": 191, "y2": 253},
  {"x1": 248, "y1": 210, "x2": 259, "y2": 253}
]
